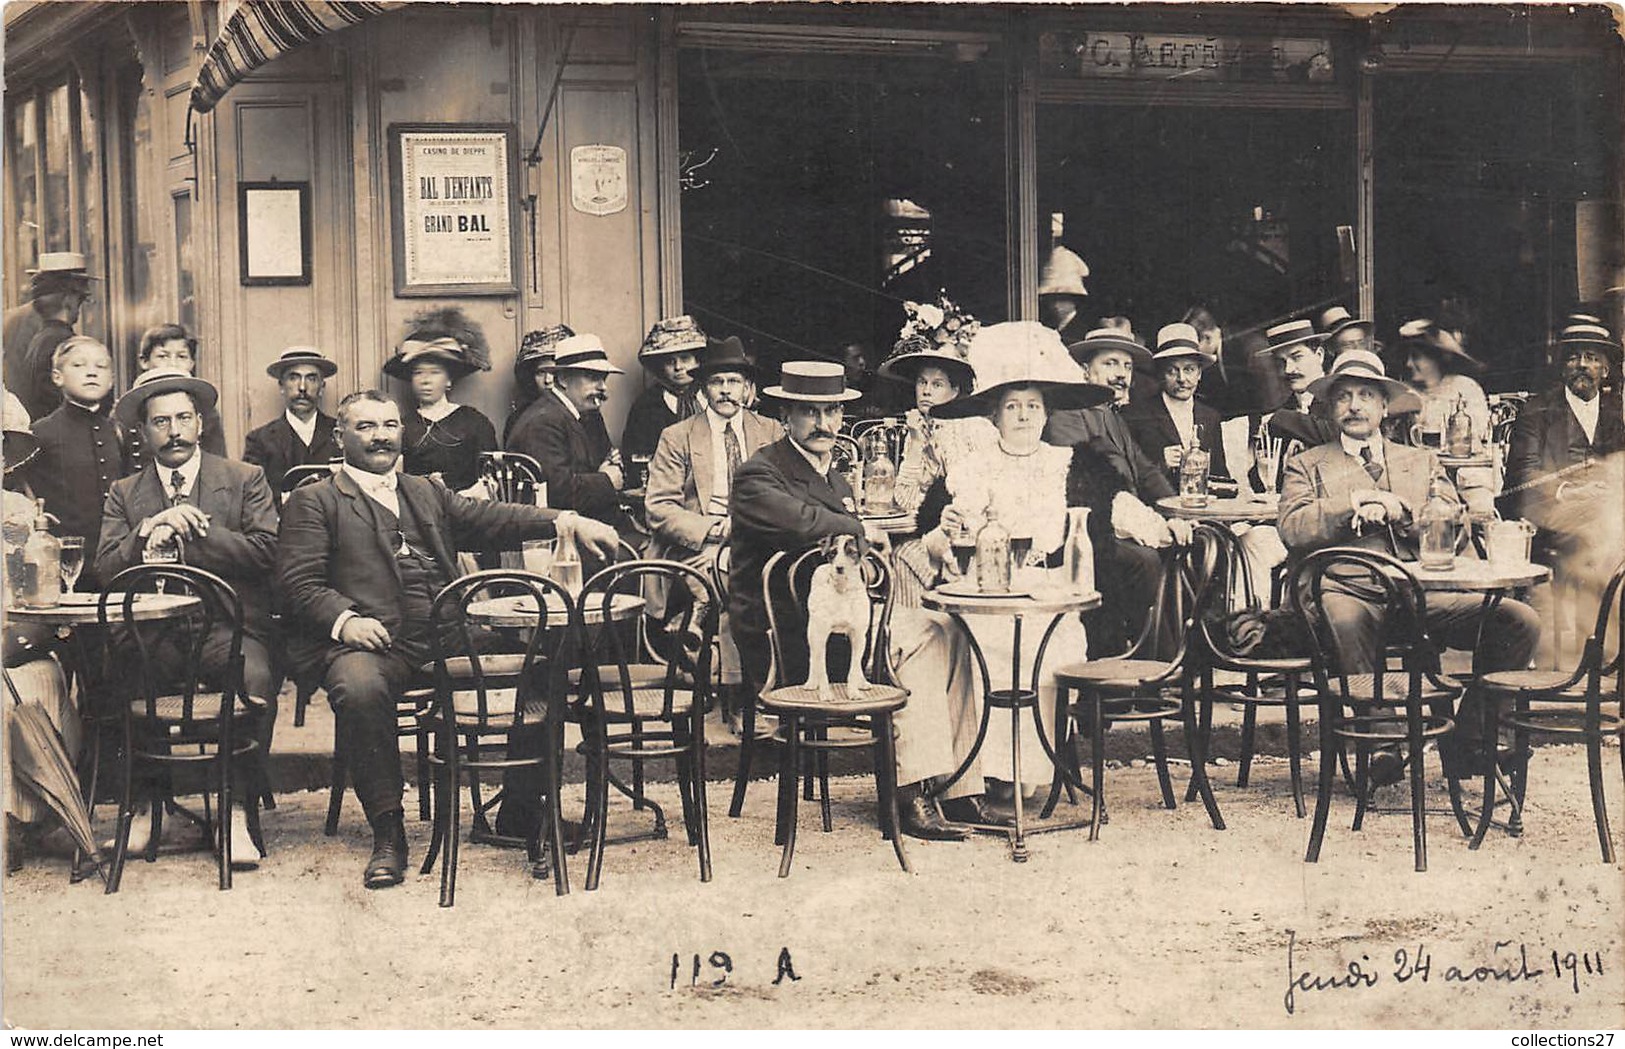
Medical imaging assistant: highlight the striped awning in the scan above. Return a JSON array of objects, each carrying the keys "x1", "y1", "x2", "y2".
[{"x1": 190, "y1": 0, "x2": 403, "y2": 114}]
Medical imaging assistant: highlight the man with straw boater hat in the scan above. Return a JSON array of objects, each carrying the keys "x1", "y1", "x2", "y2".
[
  {"x1": 622, "y1": 315, "x2": 707, "y2": 462},
  {"x1": 727, "y1": 360, "x2": 980, "y2": 840},
  {"x1": 1247, "y1": 318, "x2": 1342, "y2": 492},
  {"x1": 1124, "y1": 321, "x2": 1231, "y2": 489},
  {"x1": 1278, "y1": 349, "x2": 1540, "y2": 781},
  {"x1": 243, "y1": 347, "x2": 341, "y2": 495},
  {"x1": 644, "y1": 337, "x2": 783, "y2": 734},
  {"x1": 98, "y1": 368, "x2": 282, "y2": 866},
  {"x1": 1317, "y1": 304, "x2": 1377, "y2": 359},
  {"x1": 505, "y1": 332, "x2": 630, "y2": 528}
]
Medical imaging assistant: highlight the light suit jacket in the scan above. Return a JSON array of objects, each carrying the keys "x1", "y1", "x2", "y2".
[
  {"x1": 1278, "y1": 437, "x2": 1458, "y2": 560},
  {"x1": 644, "y1": 409, "x2": 783, "y2": 557}
]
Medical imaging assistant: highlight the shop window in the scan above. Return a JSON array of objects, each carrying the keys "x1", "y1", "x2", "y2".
[
  {"x1": 173, "y1": 190, "x2": 196, "y2": 333},
  {"x1": 678, "y1": 43, "x2": 1008, "y2": 400},
  {"x1": 8, "y1": 97, "x2": 39, "y2": 286},
  {"x1": 41, "y1": 81, "x2": 74, "y2": 254}
]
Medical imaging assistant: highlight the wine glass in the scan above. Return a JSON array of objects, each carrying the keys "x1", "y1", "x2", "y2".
[
  {"x1": 1253, "y1": 434, "x2": 1279, "y2": 493},
  {"x1": 144, "y1": 534, "x2": 181, "y2": 594},
  {"x1": 58, "y1": 536, "x2": 85, "y2": 593}
]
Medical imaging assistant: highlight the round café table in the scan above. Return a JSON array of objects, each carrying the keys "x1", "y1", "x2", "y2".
[
  {"x1": 920, "y1": 584, "x2": 1101, "y2": 862},
  {"x1": 465, "y1": 592, "x2": 644, "y2": 629},
  {"x1": 859, "y1": 508, "x2": 917, "y2": 535},
  {"x1": 1156, "y1": 494, "x2": 1279, "y2": 524}
]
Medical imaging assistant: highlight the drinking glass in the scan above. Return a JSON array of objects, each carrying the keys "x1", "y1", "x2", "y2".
[
  {"x1": 1008, "y1": 535, "x2": 1035, "y2": 587},
  {"x1": 521, "y1": 538, "x2": 555, "y2": 575},
  {"x1": 58, "y1": 536, "x2": 85, "y2": 593},
  {"x1": 948, "y1": 518, "x2": 976, "y2": 578}
]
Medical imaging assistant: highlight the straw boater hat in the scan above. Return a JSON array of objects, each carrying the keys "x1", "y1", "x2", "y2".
[
  {"x1": 26, "y1": 251, "x2": 100, "y2": 299},
  {"x1": 637, "y1": 316, "x2": 708, "y2": 367},
  {"x1": 1398, "y1": 318, "x2": 1484, "y2": 374},
  {"x1": 3, "y1": 389, "x2": 39, "y2": 474},
  {"x1": 265, "y1": 346, "x2": 338, "y2": 379},
  {"x1": 383, "y1": 306, "x2": 492, "y2": 382},
  {"x1": 113, "y1": 368, "x2": 220, "y2": 434},
  {"x1": 762, "y1": 361, "x2": 862, "y2": 403},
  {"x1": 1553, "y1": 321, "x2": 1622, "y2": 363},
  {"x1": 1037, "y1": 244, "x2": 1089, "y2": 299},
  {"x1": 1316, "y1": 305, "x2": 1373, "y2": 341},
  {"x1": 551, "y1": 333, "x2": 625, "y2": 375},
  {"x1": 1306, "y1": 349, "x2": 1423, "y2": 415},
  {"x1": 692, "y1": 336, "x2": 758, "y2": 383},
  {"x1": 515, "y1": 325, "x2": 575, "y2": 378},
  {"x1": 1065, "y1": 326, "x2": 1153, "y2": 373},
  {"x1": 1151, "y1": 322, "x2": 1215, "y2": 369},
  {"x1": 877, "y1": 293, "x2": 978, "y2": 391},
  {"x1": 932, "y1": 321, "x2": 1113, "y2": 420},
  {"x1": 1254, "y1": 318, "x2": 1323, "y2": 358}
]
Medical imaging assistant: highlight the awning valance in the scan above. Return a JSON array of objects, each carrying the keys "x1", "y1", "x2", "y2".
[{"x1": 190, "y1": 0, "x2": 402, "y2": 114}]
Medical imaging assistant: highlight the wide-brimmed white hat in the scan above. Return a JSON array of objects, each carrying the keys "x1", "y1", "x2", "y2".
[
  {"x1": 3, "y1": 390, "x2": 38, "y2": 473},
  {"x1": 1306, "y1": 349, "x2": 1422, "y2": 415},
  {"x1": 1151, "y1": 322, "x2": 1215, "y2": 368},
  {"x1": 932, "y1": 321, "x2": 1113, "y2": 419},
  {"x1": 552, "y1": 334, "x2": 625, "y2": 375},
  {"x1": 113, "y1": 368, "x2": 220, "y2": 433},
  {"x1": 762, "y1": 361, "x2": 861, "y2": 403}
]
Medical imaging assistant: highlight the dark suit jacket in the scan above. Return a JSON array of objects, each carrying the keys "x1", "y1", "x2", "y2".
[
  {"x1": 1044, "y1": 405, "x2": 1176, "y2": 502},
  {"x1": 242, "y1": 411, "x2": 339, "y2": 495},
  {"x1": 1505, "y1": 387, "x2": 1625, "y2": 528},
  {"x1": 621, "y1": 385, "x2": 689, "y2": 462},
  {"x1": 18, "y1": 318, "x2": 76, "y2": 424},
  {"x1": 1122, "y1": 394, "x2": 1230, "y2": 485},
  {"x1": 1279, "y1": 438, "x2": 1455, "y2": 560},
  {"x1": 645, "y1": 409, "x2": 783, "y2": 556},
  {"x1": 25, "y1": 402, "x2": 127, "y2": 586},
  {"x1": 728, "y1": 438, "x2": 865, "y2": 649},
  {"x1": 505, "y1": 392, "x2": 622, "y2": 523},
  {"x1": 96, "y1": 452, "x2": 280, "y2": 641},
  {"x1": 276, "y1": 468, "x2": 569, "y2": 682}
]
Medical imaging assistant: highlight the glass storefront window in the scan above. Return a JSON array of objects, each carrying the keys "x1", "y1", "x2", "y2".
[
  {"x1": 41, "y1": 81, "x2": 73, "y2": 254},
  {"x1": 8, "y1": 97, "x2": 39, "y2": 283},
  {"x1": 678, "y1": 43, "x2": 1008, "y2": 410}
]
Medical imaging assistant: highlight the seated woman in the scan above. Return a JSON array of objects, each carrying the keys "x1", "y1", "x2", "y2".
[
  {"x1": 908, "y1": 322, "x2": 1128, "y2": 804},
  {"x1": 385, "y1": 307, "x2": 498, "y2": 497},
  {"x1": 1400, "y1": 318, "x2": 1494, "y2": 505},
  {"x1": 876, "y1": 295, "x2": 994, "y2": 608}
]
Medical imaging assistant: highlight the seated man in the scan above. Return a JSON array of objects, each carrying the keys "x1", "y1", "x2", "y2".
[
  {"x1": 505, "y1": 333, "x2": 630, "y2": 530},
  {"x1": 1123, "y1": 322, "x2": 1230, "y2": 489},
  {"x1": 1279, "y1": 350, "x2": 1539, "y2": 776},
  {"x1": 97, "y1": 370, "x2": 281, "y2": 863},
  {"x1": 243, "y1": 347, "x2": 340, "y2": 496},
  {"x1": 730, "y1": 361, "x2": 984, "y2": 840},
  {"x1": 622, "y1": 315, "x2": 704, "y2": 463},
  {"x1": 644, "y1": 337, "x2": 782, "y2": 732},
  {"x1": 1047, "y1": 328, "x2": 1193, "y2": 656},
  {"x1": 278, "y1": 390, "x2": 620, "y2": 889}
]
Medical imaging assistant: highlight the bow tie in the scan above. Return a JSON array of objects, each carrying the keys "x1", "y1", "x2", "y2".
[{"x1": 361, "y1": 472, "x2": 397, "y2": 493}]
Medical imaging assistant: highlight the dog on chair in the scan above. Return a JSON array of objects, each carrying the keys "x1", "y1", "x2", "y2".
[{"x1": 802, "y1": 534, "x2": 875, "y2": 703}]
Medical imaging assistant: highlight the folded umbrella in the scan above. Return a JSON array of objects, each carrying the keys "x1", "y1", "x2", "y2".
[{"x1": 4, "y1": 668, "x2": 104, "y2": 883}]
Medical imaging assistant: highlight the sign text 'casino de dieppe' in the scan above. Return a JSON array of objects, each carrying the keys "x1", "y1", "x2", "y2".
[{"x1": 1042, "y1": 31, "x2": 1335, "y2": 83}]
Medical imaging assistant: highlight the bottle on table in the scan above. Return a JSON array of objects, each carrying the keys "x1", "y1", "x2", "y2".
[
  {"x1": 1445, "y1": 394, "x2": 1473, "y2": 457},
  {"x1": 550, "y1": 531, "x2": 583, "y2": 595},
  {"x1": 1178, "y1": 424, "x2": 1211, "y2": 508},
  {"x1": 860, "y1": 426, "x2": 897, "y2": 514},
  {"x1": 974, "y1": 505, "x2": 1011, "y2": 593},
  {"x1": 20, "y1": 498, "x2": 62, "y2": 609},
  {"x1": 1418, "y1": 475, "x2": 1461, "y2": 571},
  {"x1": 1063, "y1": 507, "x2": 1095, "y2": 594}
]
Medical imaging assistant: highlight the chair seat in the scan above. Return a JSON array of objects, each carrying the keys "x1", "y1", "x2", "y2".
[
  {"x1": 130, "y1": 693, "x2": 257, "y2": 722},
  {"x1": 435, "y1": 654, "x2": 530, "y2": 678},
  {"x1": 763, "y1": 682, "x2": 907, "y2": 715},
  {"x1": 446, "y1": 688, "x2": 548, "y2": 722},
  {"x1": 1479, "y1": 669, "x2": 1586, "y2": 694},
  {"x1": 590, "y1": 686, "x2": 700, "y2": 720},
  {"x1": 1334, "y1": 674, "x2": 1458, "y2": 705},
  {"x1": 1211, "y1": 653, "x2": 1312, "y2": 674},
  {"x1": 568, "y1": 663, "x2": 691, "y2": 690},
  {"x1": 1053, "y1": 658, "x2": 1175, "y2": 688}
]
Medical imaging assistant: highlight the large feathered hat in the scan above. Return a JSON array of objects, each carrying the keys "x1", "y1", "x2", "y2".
[{"x1": 384, "y1": 305, "x2": 493, "y2": 382}]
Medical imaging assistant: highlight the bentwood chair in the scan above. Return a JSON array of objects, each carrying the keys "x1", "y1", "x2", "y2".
[
  {"x1": 280, "y1": 463, "x2": 336, "y2": 728},
  {"x1": 97, "y1": 565, "x2": 266, "y2": 893},
  {"x1": 418, "y1": 570, "x2": 575, "y2": 906},
  {"x1": 477, "y1": 451, "x2": 547, "y2": 505},
  {"x1": 760, "y1": 547, "x2": 910, "y2": 877},
  {"x1": 572, "y1": 559, "x2": 719, "y2": 890},
  {"x1": 1474, "y1": 558, "x2": 1625, "y2": 861},
  {"x1": 1188, "y1": 522, "x2": 1317, "y2": 817},
  {"x1": 1049, "y1": 534, "x2": 1225, "y2": 840},
  {"x1": 1289, "y1": 547, "x2": 1473, "y2": 872}
]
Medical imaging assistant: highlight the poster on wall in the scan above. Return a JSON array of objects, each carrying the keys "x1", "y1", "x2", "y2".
[{"x1": 389, "y1": 123, "x2": 521, "y2": 297}]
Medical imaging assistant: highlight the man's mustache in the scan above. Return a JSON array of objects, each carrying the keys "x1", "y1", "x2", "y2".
[
  {"x1": 366, "y1": 441, "x2": 398, "y2": 452},
  {"x1": 163, "y1": 437, "x2": 194, "y2": 451},
  {"x1": 807, "y1": 430, "x2": 837, "y2": 441}
]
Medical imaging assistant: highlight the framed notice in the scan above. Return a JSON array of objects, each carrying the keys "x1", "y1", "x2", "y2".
[
  {"x1": 389, "y1": 123, "x2": 521, "y2": 297},
  {"x1": 239, "y1": 181, "x2": 311, "y2": 286}
]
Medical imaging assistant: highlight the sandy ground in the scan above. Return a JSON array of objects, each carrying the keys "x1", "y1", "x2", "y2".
[{"x1": 3, "y1": 744, "x2": 1622, "y2": 1030}]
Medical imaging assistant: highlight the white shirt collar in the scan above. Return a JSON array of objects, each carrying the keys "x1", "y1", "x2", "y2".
[
  {"x1": 343, "y1": 461, "x2": 398, "y2": 493},
  {"x1": 1161, "y1": 391, "x2": 1196, "y2": 442},
  {"x1": 164, "y1": 448, "x2": 204, "y2": 496},
  {"x1": 662, "y1": 389, "x2": 682, "y2": 415},
  {"x1": 1565, "y1": 386, "x2": 1601, "y2": 442},
  {"x1": 549, "y1": 385, "x2": 581, "y2": 421},
  {"x1": 417, "y1": 398, "x2": 458, "y2": 423},
  {"x1": 285, "y1": 408, "x2": 320, "y2": 447},
  {"x1": 787, "y1": 435, "x2": 833, "y2": 477},
  {"x1": 705, "y1": 406, "x2": 743, "y2": 437},
  {"x1": 1340, "y1": 433, "x2": 1383, "y2": 464},
  {"x1": 1296, "y1": 391, "x2": 1314, "y2": 412}
]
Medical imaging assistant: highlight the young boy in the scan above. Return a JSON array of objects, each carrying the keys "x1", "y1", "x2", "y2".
[{"x1": 24, "y1": 335, "x2": 127, "y2": 590}]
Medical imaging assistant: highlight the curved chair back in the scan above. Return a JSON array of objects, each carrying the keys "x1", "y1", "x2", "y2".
[
  {"x1": 1286, "y1": 546, "x2": 1440, "y2": 701},
  {"x1": 578, "y1": 558, "x2": 719, "y2": 722},
  {"x1": 762, "y1": 543, "x2": 897, "y2": 693},
  {"x1": 1189, "y1": 521, "x2": 1287, "y2": 663},
  {"x1": 427, "y1": 570, "x2": 576, "y2": 731},
  {"x1": 478, "y1": 451, "x2": 547, "y2": 505},
  {"x1": 850, "y1": 417, "x2": 908, "y2": 466},
  {"x1": 98, "y1": 564, "x2": 247, "y2": 737},
  {"x1": 830, "y1": 434, "x2": 862, "y2": 491},
  {"x1": 280, "y1": 463, "x2": 335, "y2": 496},
  {"x1": 1583, "y1": 557, "x2": 1625, "y2": 681}
]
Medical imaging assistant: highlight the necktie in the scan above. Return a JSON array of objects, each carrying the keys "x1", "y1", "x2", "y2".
[
  {"x1": 723, "y1": 423, "x2": 743, "y2": 485},
  {"x1": 170, "y1": 470, "x2": 187, "y2": 505},
  {"x1": 1359, "y1": 445, "x2": 1384, "y2": 485}
]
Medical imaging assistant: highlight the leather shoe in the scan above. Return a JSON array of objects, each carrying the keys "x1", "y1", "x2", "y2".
[
  {"x1": 363, "y1": 819, "x2": 408, "y2": 890},
  {"x1": 898, "y1": 794, "x2": 971, "y2": 841},
  {"x1": 1366, "y1": 750, "x2": 1406, "y2": 794},
  {"x1": 940, "y1": 795, "x2": 997, "y2": 826}
]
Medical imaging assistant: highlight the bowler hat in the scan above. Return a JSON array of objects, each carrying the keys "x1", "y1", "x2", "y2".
[
  {"x1": 692, "y1": 336, "x2": 757, "y2": 382},
  {"x1": 113, "y1": 368, "x2": 220, "y2": 434}
]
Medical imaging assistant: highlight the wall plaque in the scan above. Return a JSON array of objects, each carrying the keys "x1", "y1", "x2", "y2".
[
  {"x1": 389, "y1": 123, "x2": 521, "y2": 297},
  {"x1": 570, "y1": 144, "x2": 629, "y2": 217}
]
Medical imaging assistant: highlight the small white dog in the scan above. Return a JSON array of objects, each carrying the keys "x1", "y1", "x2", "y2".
[{"x1": 802, "y1": 534, "x2": 875, "y2": 702}]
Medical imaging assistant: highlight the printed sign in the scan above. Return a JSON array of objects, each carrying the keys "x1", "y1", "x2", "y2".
[
  {"x1": 571, "y1": 144, "x2": 628, "y2": 217},
  {"x1": 390, "y1": 124, "x2": 519, "y2": 296}
]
